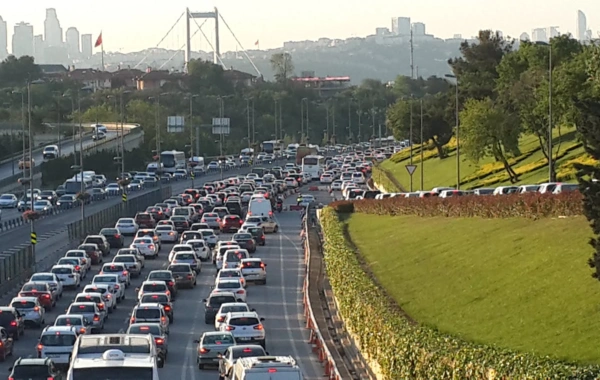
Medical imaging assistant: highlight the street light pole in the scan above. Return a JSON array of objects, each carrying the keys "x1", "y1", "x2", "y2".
[
  {"x1": 409, "y1": 96, "x2": 414, "y2": 192},
  {"x1": 218, "y1": 96, "x2": 225, "y2": 180},
  {"x1": 420, "y1": 98, "x2": 424, "y2": 191},
  {"x1": 26, "y1": 80, "x2": 35, "y2": 257},
  {"x1": 348, "y1": 99, "x2": 352, "y2": 144},
  {"x1": 273, "y1": 98, "x2": 278, "y2": 140},
  {"x1": 246, "y1": 98, "x2": 251, "y2": 148},
  {"x1": 445, "y1": 73, "x2": 460, "y2": 189},
  {"x1": 11, "y1": 91, "x2": 25, "y2": 177},
  {"x1": 279, "y1": 100, "x2": 283, "y2": 140},
  {"x1": 548, "y1": 43, "x2": 553, "y2": 182},
  {"x1": 78, "y1": 92, "x2": 86, "y2": 234},
  {"x1": 357, "y1": 99, "x2": 361, "y2": 143}
]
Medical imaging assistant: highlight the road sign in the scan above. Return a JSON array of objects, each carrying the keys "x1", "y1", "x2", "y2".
[
  {"x1": 30, "y1": 232, "x2": 37, "y2": 245},
  {"x1": 167, "y1": 116, "x2": 185, "y2": 133},
  {"x1": 212, "y1": 118, "x2": 230, "y2": 135},
  {"x1": 405, "y1": 165, "x2": 417, "y2": 176},
  {"x1": 122, "y1": 193, "x2": 127, "y2": 202},
  {"x1": 190, "y1": 171, "x2": 195, "y2": 179}
]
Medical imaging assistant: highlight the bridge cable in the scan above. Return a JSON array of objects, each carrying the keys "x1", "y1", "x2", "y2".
[
  {"x1": 133, "y1": 11, "x2": 185, "y2": 69},
  {"x1": 218, "y1": 13, "x2": 262, "y2": 77}
]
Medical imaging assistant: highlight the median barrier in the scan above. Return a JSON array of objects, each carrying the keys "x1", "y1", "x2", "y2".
[{"x1": 0, "y1": 244, "x2": 35, "y2": 298}]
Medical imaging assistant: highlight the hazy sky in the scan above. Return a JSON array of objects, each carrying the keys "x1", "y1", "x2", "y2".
[{"x1": 2, "y1": 0, "x2": 599, "y2": 54}]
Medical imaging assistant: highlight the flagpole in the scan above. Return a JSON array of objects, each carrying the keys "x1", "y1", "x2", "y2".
[{"x1": 101, "y1": 43, "x2": 105, "y2": 71}]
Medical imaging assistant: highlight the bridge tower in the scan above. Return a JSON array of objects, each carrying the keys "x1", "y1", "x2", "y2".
[{"x1": 185, "y1": 7, "x2": 221, "y2": 71}]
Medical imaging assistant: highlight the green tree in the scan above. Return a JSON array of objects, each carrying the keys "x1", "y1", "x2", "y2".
[
  {"x1": 270, "y1": 53, "x2": 295, "y2": 83},
  {"x1": 459, "y1": 98, "x2": 521, "y2": 183},
  {"x1": 0, "y1": 55, "x2": 41, "y2": 87}
]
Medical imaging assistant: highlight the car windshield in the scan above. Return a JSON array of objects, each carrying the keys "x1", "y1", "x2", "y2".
[
  {"x1": 41, "y1": 334, "x2": 77, "y2": 346},
  {"x1": 222, "y1": 305, "x2": 248, "y2": 313},
  {"x1": 230, "y1": 317, "x2": 259, "y2": 326},
  {"x1": 208, "y1": 295, "x2": 235, "y2": 306},
  {"x1": 12, "y1": 300, "x2": 36, "y2": 309},
  {"x1": 141, "y1": 294, "x2": 168, "y2": 303},
  {"x1": 70, "y1": 305, "x2": 95, "y2": 313},
  {"x1": 52, "y1": 267, "x2": 73, "y2": 274},
  {"x1": 0, "y1": 195, "x2": 13, "y2": 200},
  {"x1": 142, "y1": 284, "x2": 167, "y2": 292},
  {"x1": 168, "y1": 265, "x2": 191, "y2": 272},
  {"x1": 218, "y1": 281, "x2": 240, "y2": 289},
  {"x1": 231, "y1": 346, "x2": 266, "y2": 358},
  {"x1": 135, "y1": 309, "x2": 161, "y2": 319},
  {"x1": 175, "y1": 253, "x2": 195, "y2": 260},
  {"x1": 55, "y1": 317, "x2": 83, "y2": 326},
  {"x1": 128, "y1": 325, "x2": 161, "y2": 335},
  {"x1": 202, "y1": 334, "x2": 234, "y2": 345},
  {"x1": 234, "y1": 234, "x2": 252, "y2": 240},
  {"x1": 149, "y1": 272, "x2": 171, "y2": 279},
  {"x1": 31, "y1": 275, "x2": 54, "y2": 281},
  {"x1": 22, "y1": 284, "x2": 46, "y2": 291}
]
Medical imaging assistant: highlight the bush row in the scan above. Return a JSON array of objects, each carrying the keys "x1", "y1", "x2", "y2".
[
  {"x1": 330, "y1": 191, "x2": 583, "y2": 218},
  {"x1": 320, "y1": 207, "x2": 600, "y2": 379}
]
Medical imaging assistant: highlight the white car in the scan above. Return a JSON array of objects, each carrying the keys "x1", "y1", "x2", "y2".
[
  {"x1": 33, "y1": 200, "x2": 53, "y2": 212},
  {"x1": 136, "y1": 280, "x2": 170, "y2": 301},
  {"x1": 214, "y1": 302, "x2": 252, "y2": 330},
  {"x1": 99, "y1": 263, "x2": 130, "y2": 286},
  {"x1": 50, "y1": 265, "x2": 81, "y2": 288},
  {"x1": 37, "y1": 326, "x2": 78, "y2": 365},
  {"x1": 186, "y1": 239, "x2": 210, "y2": 261},
  {"x1": 112, "y1": 254, "x2": 142, "y2": 277},
  {"x1": 330, "y1": 180, "x2": 343, "y2": 191},
  {"x1": 130, "y1": 237, "x2": 158, "y2": 258},
  {"x1": 155, "y1": 225, "x2": 178, "y2": 242},
  {"x1": 168, "y1": 244, "x2": 195, "y2": 262},
  {"x1": 83, "y1": 284, "x2": 116, "y2": 311},
  {"x1": 92, "y1": 274, "x2": 125, "y2": 301},
  {"x1": 0, "y1": 194, "x2": 17, "y2": 208},
  {"x1": 284, "y1": 177, "x2": 298, "y2": 188},
  {"x1": 64, "y1": 250, "x2": 92, "y2": 271},
  {"x1": 56, "y1": 257, "x2": 87, "y2": 279},
  {"x1": 115, "y1": 218, "x2": 139, "y2": 235},
  {"x1": 30, "y1": 273, "x2": 63, "y2": 300},
  {"x1": 320, "y1": 174, "x2": 333, "y2": 184},
  {"x1": 198, "y1": 229, "x2": 218, "y2": 247},
  {"x1": 216, "y1": 268, "x2": 246, "y2": 288},
  {"x1": 213, "y1": 279, "x2": 246, "y2": 302}
]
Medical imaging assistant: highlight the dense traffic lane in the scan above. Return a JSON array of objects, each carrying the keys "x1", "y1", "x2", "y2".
[
  {"x1": 0, "y1": 186, "x2": 329, "y2": 380},
  {"x1": 0, "y1": 132, "x2": 117, "y2": 181},
  {"x1": 0, "y1": 164, "x2": 274, "y2": 248}
]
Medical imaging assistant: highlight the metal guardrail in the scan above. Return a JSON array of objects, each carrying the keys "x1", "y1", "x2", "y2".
[{"x1": 0, "y1": 244, "x2": 35, "y2": 298}]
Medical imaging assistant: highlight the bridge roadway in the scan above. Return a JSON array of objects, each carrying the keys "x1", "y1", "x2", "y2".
[
  {"x1": 0, "y1": 187, "x2": 330, "y2": 380},
  {"x1": 0, "y1": 166, "x2": 257, "y2": 249}
]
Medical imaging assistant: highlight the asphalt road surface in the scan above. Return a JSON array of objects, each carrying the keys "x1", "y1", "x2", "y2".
[
  {"x1": 0, "y1": 186, "x2": 330, "y2": 380},
  {"x1": 0, "y1": 165, "x2": 267, "y2": 250},
  {"x1": 0, "y1": 132, "x2": 117, "y2": 181}
]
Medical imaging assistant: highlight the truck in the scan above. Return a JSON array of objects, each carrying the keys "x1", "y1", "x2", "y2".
[{"x1": 295, "y1": 145, "x2": 318, "y2": 165}]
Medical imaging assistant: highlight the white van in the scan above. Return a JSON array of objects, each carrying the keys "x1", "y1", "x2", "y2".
[
  {"x1": 91, "y1": 124, "x2": 108, "y2": 134},
  {"x1": 247, "y1": 196, "x2": 273, "y2": 218},
  {"x1": 146, "y1": 162, "x2": 164, "y2": 174},
  {"x1": 232, "y1": 356, "x2": 302, "y2": 380},
  {"x1": 43, "y1": 145, "x2": 59, "y2": 160}
]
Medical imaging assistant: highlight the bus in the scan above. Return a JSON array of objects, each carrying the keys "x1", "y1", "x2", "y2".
[
  {"x1": 67, "y1": 334, "x2": 162, "y2": 380},
  {"x1": 159, "y1": 150, "x2": 186, "y2": 174},
  {"x1": 64, "y1": 176, "x2": 94, "y2": 195},
  {"x1": 302, "y1": 155, "x2": 326, "y2": 180},
  {"x1": 261, "y1": 140, "x2": 284, "y2": 155}
]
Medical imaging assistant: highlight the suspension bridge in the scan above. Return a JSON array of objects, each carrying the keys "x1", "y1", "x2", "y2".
[{"x1": 133, "y1": 8, "x2": 261, "y2": 77}]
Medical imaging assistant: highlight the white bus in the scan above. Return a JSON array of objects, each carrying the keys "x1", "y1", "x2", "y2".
[
  {"x1": 67, "y1": 334, "x2": 162, "y2": 380},
  {"x1": 301, "y1": 155, "x2": 326, "y2": 180},
  {"x1": 160, "y1": 150, "x2": 186, "y2": 174},
  {"x1": 261, "y1": 140, "x2": 284, "y2": 155}
]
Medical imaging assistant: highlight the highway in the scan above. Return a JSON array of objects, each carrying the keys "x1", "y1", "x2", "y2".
[
  {"x1": 0, "y1": 132, "x2": 118, "y2": 182},
  {"x1": 0, "y1": 179, "x2": 330, "y2": 379}
]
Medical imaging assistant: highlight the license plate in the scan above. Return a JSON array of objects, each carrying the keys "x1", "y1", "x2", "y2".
[
  {"x1": 46, "y1": 354, "x2": 60, "y2": 358},
  {"x1": 237, "y1": 337, "x2": 251, "y2": 341}
]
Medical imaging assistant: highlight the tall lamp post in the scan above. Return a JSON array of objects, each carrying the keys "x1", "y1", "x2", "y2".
[
  {"x1": 217, "y1": 96, "x2": 226, "y2": 180},
  {"x1": 245, "y1": 97, "x2": 252, "y2": 148},
  {"x1": 420, "y1": 98, "x2": 424, "y2": 191},
  {"x1": 11, "y1": 90, "x2": 25, "y2": 177},
  {"x1": 445, "y1": 73, "x2": 460, "y2": 189},
  {"x1": 301, "y1": 98, "x2": 308, "y2": 144},
  {"x1": 409, "y1": 95, "x2": 414, "y2": 192},
  {"x1": 534, "y1": 40, "x2": 554, "y2": 182},
  {"x1": 119, "y1": 91, "x2": 131, "y2": 175}
]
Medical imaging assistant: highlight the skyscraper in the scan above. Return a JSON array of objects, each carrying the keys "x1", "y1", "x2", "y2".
[
  {"x1": 412, "y1": 22, "x2": 426, "y2": 35},
  {"x1": 66, "y1": 27, "x2": 80, "y2": 59},
  {"x1": 12, "y1": 22, "x2": 34, "y2": 57},
  {"x1": 81, "y1": 34, "x2": 92, "y2": 59},
  {"x1": 532, "y1": 28, "x2": 548, "y2": 42},
  {"x1": 577, "y1": 10, "x2": 587, "y2": 41},
  {"x1": 34, "y1": 35, "x2": 44, "y2": 62},
  {"x1": 391, "y1": 17, "x2": 411, "y2": 35},
  {"x1": 0, "y1": 16, "x2": 7, "y2": 60},
  {"x1": 44, "y1": 8, "x2": 63, "y2": 47},
  {"x1": 519, "y1": 32, "x2": 530, "y2": 41}
]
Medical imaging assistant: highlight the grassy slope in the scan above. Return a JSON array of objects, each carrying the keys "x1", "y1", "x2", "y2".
[
  {"x1": 381, "y1": 127, "x2": 587, "y2": 190},
  {"x1": 346, "y1": 213, "x2": 600, "y2": 364}
]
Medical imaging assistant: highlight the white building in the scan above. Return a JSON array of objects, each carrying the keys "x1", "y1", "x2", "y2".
[{"x1": 392, "y1": 17, "x2": 411, "y2": 35}]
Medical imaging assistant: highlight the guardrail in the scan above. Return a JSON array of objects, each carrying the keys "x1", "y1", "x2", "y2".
[
  {"x1": 0, "y1": 244, "x2": 35, "y2": 298},
  {"x1": 302, "y1": 205, "x2": 346, "y2": 380}
]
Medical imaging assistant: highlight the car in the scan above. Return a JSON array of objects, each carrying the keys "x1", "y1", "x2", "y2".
[
  {"x1": 8, "y1": 358, "x2": 62, "y2": 380},
  {"x1": 127, "y1": 323, "x2": 169, "y2": 360},
  {"x1": 155, "y1": 225, "x2": 179, "y2": 242},
  {"x1": 213, "y1": 279, "x2": 246, "y2": 302},
  {"x1": 214, "y1": 302, "x2": 253, "y2": 330},
  {"x1": 194, "y1": 331, "x2": 236, "y2": 369},
  {"x1": 92, "y1": 274, "x2": 125, "y2": 301},
  {"x1": 105, "y1": 183, "x2": 122, "y2": 195},
  {"x1": 245, "y1": 215, "x2": 278, "y2": 233},
  {"x1": 112, "y1": 254, "x2": 142, "y2": 277},
  {"x1": 33, "y1": 199, "x2": 53, "y2": 213},
  {"x1": 53, "y1": 314, "x2": 92, "y2": 335},
  {"x1": 82, "y1": 284, "x2": 116, "y2": 311},
  {"x1": 167, "y1": 263, "x2": 196, "y2": 289},
  {"x1": 0, "y1": 307, "x2": 25, "y2": 339},
  {"x1": 135, "y1": 212, "x2": 157, "y2": 228},
  {"x1": 65, "y1": 302, "x2": 104, "y2": 332},
  {"x1": 170, "y1": 215, "x2": 190, "y2": 232},
  {"x1": 0, "y1": 194, "x2": 17, "y2": 208},
  {"x1": 186, "y1": 239, "x2": 210, "y2": 261},
  {"x1": 198, "y1": 229, "x2": 218, "y2": 248},
  {"x1": 42, "y1": 145, "x2": 59, "y2": 160},
  {"x1": 99, "y1": 263, "x2": 130, "y2": 286},
  {"x1": 10, "y1": 297, "x2": 45, "y2": 327},
  {"x1": 30, "y1": 272, "x2": 63, "y2": 300},
  {"x1": 330, "y1": 180, "x2": 343, "y2": 191},
  {"x1": 56, "y1": 257, "x2": 87, "y2": 279},
  {"x1": 200, "y1": 212, "x2": 221, "y2": 229},
  {"x1": 18, "y1": 282, "x2": 55, "y2": 310},
  {"x1": 73, "y1": 293, "x2": 108, "y2": 321},
  {"x1": 217, "y1": 345, "x2": 268, "y2": 379},
  {"x1": 115, "y1": 217, "x2": 139, "y2": 235},
  {"x1": 240, "y1": 258, "x2": 267, "y2": 285},
  {"x1": 219, "y1": 312, "x2": 266, "y2": 348},
  {"x1": 36, "y1": 326, "x2": 78, "y2": 366},
  {"x1": 130, "y1": 237, "x2": 158, "y2": 259},
  {"x1": 232, "y1": 233, "x2": 257, "y2": 253},
  {"x1": 99, "y1": 228, "x2": 124, "y2": 248},
  {"x1": 77, "y1": 243, "x2": 103, "y2": 265},
  {"x1": 168, "y1": 244, "x2": 195, "y2": 262},
  {"x1": 139, "y1": 293, "x2": 174, "y2": 323},
  {"x1": 130, "y1": 303, "x2": 169, "y2": 333},
  {"x1": 242, "y1": 225, "x2": 266, "y2": 246},
  {"x1": 136, "y1": 229, "x2": 162, "y2": 249},
  {"x1": 64, "y1": 250, "x2": 92, "y2": 271},
  {"x1": 216, "y1": 268, "x2": 246, "y2": 288},
  {"x1": 83, "y1": 235, "x2": 111, "y2": 257},
  {"x1": 220, "y1": 215, "x2": 243, "y2": 233},
  {"x1": 222, "y1": 249, "x2": 250, "y2": 270},
  {"x1": 179, "y1": 230, "x2": 202, "y2": 244},
  {"x1": 136, "y1": 280, "x2": 171, "y2": 302},
  {"x1": 171, "y1": 252, "x2": 202, "y2": 273},
  {"x1": 50, "y1": 265, "x2": 81, "y2": 289}
]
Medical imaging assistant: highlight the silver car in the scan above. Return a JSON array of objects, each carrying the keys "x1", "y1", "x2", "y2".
[
  {"x1": 10, "y1": 297, "x2": 45, "y2": 327},
  {"x1": 66, "y1": 302, "x2": 104, "y2": 332},
  {"x1": 53, "y1": 314, "x2": 92, "y2": 335},
  {"x1": 171, "y1": 252, "x2": 201, "y2": 273},
  {"x1": 127, "y1": 323, "x2": 169, "y2": 360},
  {"x1": 195, "y1": 331, "x2": 236, "y2": 369},
  {"x1": 30, "y1": 273, "x2": 63, "y2": 300},
  {"x1": 200, "y1": 213, "x2": 221, "y2": 229}
]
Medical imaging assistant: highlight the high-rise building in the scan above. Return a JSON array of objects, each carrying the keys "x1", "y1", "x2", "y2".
[
  {"x1": 34, "y1": 35, "x2": 44, "y2": 63},
  {"x1": 412, "y1": 22, "x2": 426, "y2": 35},
  {"x1": 520, "y1": 32, "x2": 530, "y2": 41},
  {"x1": 0, "y1": 16, "x2": 7, "y2": 60},
  {"x1": 12, "y1": 22, "x2": 34, "y2": 57},
  {"x1": 532, "y1": 28, "x2": 548, "y2": 42},
  {"x1": 547, "y1": 26, "x2": 560, "y2": 39},
  {"x1": 577, "y1": 10, "x2": 587, "y2": 41},
  {"x1": 81, "y1": 34, "x2": 92, "y2": 59},
  {"x1": 66, "y1": 27, "x2": 80, "y2": 59},
  {"x1": 391, "y1": 17, "x2": 411, "y2": 36},
  {"x1": 44, "y1": 8, "x2": 63, "y2": 47}
]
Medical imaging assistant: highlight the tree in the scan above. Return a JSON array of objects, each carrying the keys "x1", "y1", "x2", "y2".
[
  {"x1": 459, "y1": 98, "x2": 521, "y2": 183},
  {"x1": 0, "y1": 55, "x2": 41, "y2": 87},
  {"x1": 270, "y1": 53, "x2": 294, "y2": 83}
]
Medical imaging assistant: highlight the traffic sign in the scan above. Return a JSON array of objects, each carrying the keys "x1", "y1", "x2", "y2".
[
  {"x1": 122, "y1": 193, "x2": 127, "y2": 203},
  {"x1": 30, "y1": 232, "x2": 37, "y2": 245},
  {"x1": 405, "y1": 165, "x2": 417, "y2": 175},
  {"x1": 190, "y1": 171, "x2": 195, "y2": 179}
]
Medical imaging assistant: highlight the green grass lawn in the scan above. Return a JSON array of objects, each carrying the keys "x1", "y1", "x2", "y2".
[
  {"x1": 381, "y1": 126, "x2": 585, "y2": 190},
  {"x1": 345, "y1": 213, "x2": 600, "y2": 364}
]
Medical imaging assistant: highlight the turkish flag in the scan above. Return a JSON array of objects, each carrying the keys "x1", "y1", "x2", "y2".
[
  {"x1": 255, "y1": 40, "x2": 259, "y2": 46},
  {"x1": 94, "y1": 33, "x2": 103, "y2": 48}
]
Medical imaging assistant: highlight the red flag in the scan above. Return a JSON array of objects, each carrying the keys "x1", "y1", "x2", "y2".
[
  {"x1": 255, "y1": 40, "x2": 259, "y2": 46},
  {"x1": 94, "y1": 32, "x2": 103, "y2": 48}
]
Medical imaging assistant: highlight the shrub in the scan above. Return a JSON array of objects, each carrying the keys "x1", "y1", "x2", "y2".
[
  {"x1": 330, "y1": 200, "x2": 354, "y2": 213},
  {"x1": 320, "y1": 207, "x2": 600, "y2": 379},
  {"x1": 342, "y1": 191, "x2": 582, "y2": 218}
]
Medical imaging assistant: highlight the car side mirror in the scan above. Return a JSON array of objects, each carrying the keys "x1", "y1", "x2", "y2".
[
  {"x1": 217, "y1": 353, "x2": 222, "y2": 358},
  {"x1": 251, "y1": 308, "x2": 256, "y2": 312},
  {"x1": 193, "y1": 339, "x2": 200, "y2": 343},
  {"x1": 135, "y1": 288, "x2": 140, "y2": 292},
  {"x1": 260, "y1": 317, "x2": 265, "y2": 321},
  {"x1": 202, "y1": 299, "x2": 207, "y2": 302},
  {"x1": 265, "y1": 351, "x2": 269, "y2": 355},
  {"x1": 157, "y1": 356, "x2": 164, "y2": 368}
]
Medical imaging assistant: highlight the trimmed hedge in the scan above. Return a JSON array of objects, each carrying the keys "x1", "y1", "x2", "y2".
[
  {"x1": 330, "y1": 191, "x2": 582, "y2": 218},
  {"x1": 320, "y1": 207, "x2": 600, "y2": 379}
]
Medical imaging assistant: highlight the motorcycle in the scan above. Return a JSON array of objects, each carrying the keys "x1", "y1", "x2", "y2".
[{"x1": 276, "y1": 201, "x2": 283, "y2": 213}]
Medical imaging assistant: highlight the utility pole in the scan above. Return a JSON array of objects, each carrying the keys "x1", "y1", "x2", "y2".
[
  {"x1": 410, "y1": 29, "x2": 415, "y2": 79},
  {"x1": 78, "y1": 91, "x2": 86, "y2": 235},
  {"x1": 279, "y1": 100, "x2": 283, "y2": 140},
  {"x1": 332, "y1": 101, "x2": 336, "y2": 145},
  {"x1": 218, "y1": 96, "x2": 225, "y2": 180},
  {"x1": 27, "y1": 80, "x2": 35, "y2": 258},
  {"x1": 300, "y1": 100, "x2": 304, "y2": 143},
  {"x1": 251, "y1": 99, "x2": 255, "y2": 146},
  {"x1": 357, "y1": 99, "x2": 361, "y2": 143},
  {"x1": 348, "y1": 99, "x2": 351, "y2": 143},
  {"x1": 409, "y1": 96, "x2": 414, "y2": 192},
  {"x1": 273, "y1": 98, "x2": 278, "y2": 140},
  {"x1": 246, "y1": 98, "x2": 251, "y2": 148},
  {"x1": 420, "y1": 98, "x2": 424, "y2": 191}
]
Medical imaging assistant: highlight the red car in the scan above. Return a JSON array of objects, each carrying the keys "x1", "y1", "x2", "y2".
[
  {"x1": 135, "y1": 212, "x2": 156, "y2": 228},
  {"x1": 220, "y1": 215, "x2": 242, "y2": 233},
  {"x1": 18, "y1": 282, "x2": 54, "y2": 310}
]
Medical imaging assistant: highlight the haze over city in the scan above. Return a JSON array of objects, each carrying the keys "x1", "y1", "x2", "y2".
[{"x1": 1, "y1": 0, "x2": 599, "y2": 54}]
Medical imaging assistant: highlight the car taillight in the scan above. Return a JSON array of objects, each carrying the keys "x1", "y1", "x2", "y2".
[
  {"x1": 33, "y1": 306, "x2": 40, "y2": 311},
  {"x1": 123, "y1": 270, "x2": 128, "y2": 275},
  {"x1": 254, "y1": 324, "x2": 264, "y2": 330},
  {"x1": 168, "y1": 281, "x2": 174, "y2": 286},
  {"x1": 80, "y1": 327, "x2": 86, "y2": 334},
  {"x1": 149, "y1": 245, "x2": 155, "y2": 249},
  {"x1": 260, "y1": 263, "x2": 266, "y2": 268},
  {"x1": 114, "y1": 284, "x2": 120, "y2": 290},
  {"x1": 164, "y1": 305, "x2": 171, "y2": 311},
  {"x1": 81, "y1": 258, "x2": 87, "y2": 264},
  {"x1": 217, "y1": 316, "x2": 225, "y2": 322},
  {"x1": 97, "y1": 303, "x2": 104, "y2": 310},
  {"x1": 161, "y1": 316, "x2": 166, "y2": 323},
  {"x1": 9, "y1": 321, "x2": 17, "y2": 326},
  {"x1": 225, "y1": 325, "x2": 235, "y2": 331},
  {"x1": 236, "y1": 290, "x2": 244, "y2": 294},
  {"x1": 75, "y1": 265, "x2": 81, "y2": 271},
  {"x1": 115, "y1": 234, "x2": 121, "y2": 238},
  {"x1": 43, "y1": 294, "x2": 50, "y2": 299},
  {"x1": 261, "y1": 235, "x2": 265, "y2": 240},
  {"x1": 199, "y1": 347, "x2": 209, "y2": 354},
  {"x1": 187, "y1": 274, "x2": 193, "y2": 279},
  {"x1": 93, "y1": 315, "x2": 100, "y2": 321},
  {"x1": 169, "y1": 232, "x2": 174, "y2": 236},
  {"x1": 37, "y1": 344, "x2": 43, "y2": 351},
  {"x1": 130, "y1": 317, "x2": 135, "y2": 323},
  {"x1": 155, "y1": 338, "x2": 164, "y2": 345}
]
